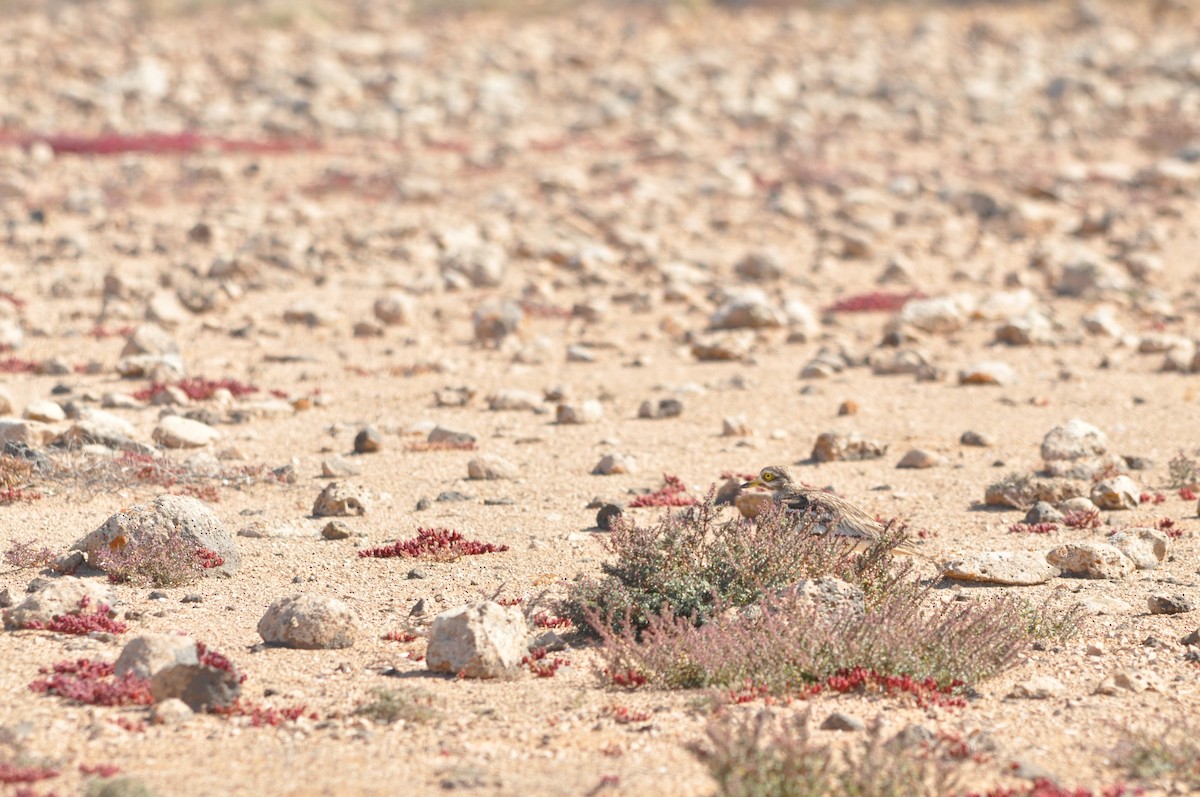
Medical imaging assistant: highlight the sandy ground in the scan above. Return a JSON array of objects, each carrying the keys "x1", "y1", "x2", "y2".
[{"x1": 1, "y1": 0, "x2": 1200, "y2": 794}]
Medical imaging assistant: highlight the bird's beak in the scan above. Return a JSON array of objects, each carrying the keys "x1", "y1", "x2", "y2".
[{"x1": 741, "y1": 478, "x2": 762, "y2": 490}]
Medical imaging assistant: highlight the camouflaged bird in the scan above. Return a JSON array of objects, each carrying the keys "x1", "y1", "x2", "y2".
[{"x1": 741, "y1": 465, "x2": 931, "y2": 559}]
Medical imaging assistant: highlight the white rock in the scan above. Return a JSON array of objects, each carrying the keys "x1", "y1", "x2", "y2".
[
  {"x1": 312, "y1": 482, "x2": 369, "y2": 516},
  {"x1": 258, "y1": 594, "x2": 359, "y2": 649},
  {"x1": 941, "y1": 552, "x2": 1060, "y2": 586},
  {"x1": 1008, "y1": 675, "x2": 1066, "y2": 699},
  {"x1": 74, "y1": 494, "x2": 240, "y2": 576},
  {"x1": 1096, "y1": 668, "x2": 1165, "y2": 695},
  {"x1": 467, "y1": 455, "x2": 519, "y2": 480},
  {"x1": 1107, "y1": 528, "x2": 1168, "y2": 570},
  {"x1": 1090, "y1": 475, "x2": 1139, "y2": 510},
  {"x1": 958, "y1": 361, "x2": 1017, "y2": 386},
  {"x1": 895, "y1": 295, "x2": 971, "y2": 334},
  {"x1": 486, "y1": 389, "x2": 542, "y2": 412},
  {"x1": 23, "y1": 400, "x2": 65, "y2": 423},
  {"x1": 1046, "y1": 543, "x2": 1133, "y2": 580},
  {"x1": 373, "y1": 293, "x2": 415, "y2": 325},
  {"x1": 115, "y1": 634, "x2": 199, "y2": 679},
  {"x1": 0, "y1": 419, "x2": 55, "y2": 447},
  {"x1": 896, "y1": 449, "x2": 943, "y2": 469},
  {"x1": 425, "y1": 601, "x2": 529, "y2": 679},
  {"x1": 556, "y1": 400, "x2": 603, "y2": 425},
  {"x1": 1041, "y1": 419, "x2": 1108, "y2": 462},
  {"x1": 153, "y1": 416, "x2": 221, "y2": 448},
  {"x1": 2, "y1": 577, "x2": 116, "y2": 629},
  {"x1": 710, "y1": 289, "x2": 785, "y2": 330},
  {"x1": 592, "y1": 453, "x2": 636, "y2": 475}
]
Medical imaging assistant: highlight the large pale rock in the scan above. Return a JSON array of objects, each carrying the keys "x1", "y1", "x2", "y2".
[
  {"x1": 1096, "y1": 668, "x2": 1165, "y2": 695},
  {"x1": 153, "y1": 416, "x2": 221, "y2": 448},
  {"x1": 0, "y1": 419, "x2": 56, "y2": 447},
  {"x1": 1091, "y1": 476, "x2": 1139, "y2": 510},
  {"x1": 312, "y1": 482, "x2": 369, "y2": 516},
  {"x1": 467, "y1": 455, "x2": 518, "y2": 480},
  {"x1": 151, "y1": 661, "x2": 242, "y2": 710},
  {"x1": 1107, "y1": 528, "x2": 1168, "y2": 570},
  {"x1": 958, "y1": 361, "x2": 1017, "y2": 386},
  {"x1": 941, "y1": 552, "x2": 1060, "y2": 586},
  {"x1": 373, "y1": 293, "x2": 415, "y2": 325},
  {"x1": 258, "y1": 594, "x2": 359, "y2": 649},
  {"x1": 556, "y1": 400, "x2": 603, "y2": 425},
  {"x1": 1046, "y1": 543, "x2": 1133, "y2": 580},
  {"x1": 1008, "y1": 675, "x2": 1066, "y2": 699},
  {"x1": 709, "y1": 290, "x2": 785, "y2": 330},
  {"x1": 984, "y1": 475, "x2": 1087, "y2": 509},
  {"x1": 1041, "y1": 419, "x2": 1108, "y2": 462},
  {"x1": 3, "y1": 578, "x2": 115, "y2": 629},
  {"x1": 73, "y1": 494, "x2": 240, "y2": 576},
  {"x1": 23, "y1": 400, "x2": 65, "y2": 423},
  {"x1": 120, "y1": 323, "x2": 180, "y2": 358},
  {"x1": 894, "y1": 295, "x2": 970, "y2": 335},
  {"x1": 426, "y1": 601, "x2": 528, "y2": 679},
  {"x1": 115, "y1": 634, "x2": 199, "y2": 679},
  {"x1": 486, "y1": 390, "x2": 542, "y2": 412},
  {"x1": 811, "y1": 431, "x2": 887, "y2": 462}
]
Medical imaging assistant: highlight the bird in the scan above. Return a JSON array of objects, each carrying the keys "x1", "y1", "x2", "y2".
[{"x1": 740, "y1": 464, "x2": 931, "y2": 559}]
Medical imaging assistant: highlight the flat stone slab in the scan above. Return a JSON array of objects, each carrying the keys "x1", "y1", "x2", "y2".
[{"x1": 941, "y1": 551, "x2": 1060, "y2": 586}]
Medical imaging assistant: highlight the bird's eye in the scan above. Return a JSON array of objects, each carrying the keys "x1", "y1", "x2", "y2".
[{"x1": 762, "y1": 473, "x2": 774, "y2": 481}]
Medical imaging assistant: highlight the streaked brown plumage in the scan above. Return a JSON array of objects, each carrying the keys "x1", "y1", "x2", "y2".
[{"x1": 741, "y1": 465, "x2": 930, "y2": 559}]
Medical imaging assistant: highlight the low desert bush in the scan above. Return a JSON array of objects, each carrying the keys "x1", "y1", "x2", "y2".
[
  {"x1": 591, "y1": 581, "x2": 1031, "y2": 693},
  {"x1": 3, "y1": 538, "x2": 56, "y2": 570},
  {"x1": 1118, "y1": 720, "x2": 1200, "y2": 787},
  {"x1": 354, "y1": 688, "x2": 439, "y2": 725},
  {"x1": 569, "y1": 492, "x2": 1067, "y2": 697},
  {"x1": 692, "y1": 710, "x2": 967, "y2": 797},
  {"x1": 1167, "y1": 450, "x2": 1200, "y2": 490},
  {"x1": 93, "y1": 530, "x2": 225, "y2": 587},
  {"x1": 565, "y1": 494, "x2": 909, "y2": 634}
]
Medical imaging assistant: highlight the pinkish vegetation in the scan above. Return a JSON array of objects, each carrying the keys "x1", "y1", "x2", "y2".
[
  {"x1": 358, "y1": 528, "x2": 509, "y2": 561},
  {"x1": 78, "y1": 763, "x2": 122, "y2": 778},
  {"x1": 521, "y1": 647, "x2": 569, "y2": 678},
  {"x1": 211, "y1": 700, "x2": 316, "y2": 727},
  {"x1": 969, "y1": 781, "x2": 1132, "y2": 797},
  {"x1": 1155, "y1": 518, "x2": 1183, "y2": 539},
  {"x1": 10, "y1": 596, "x2": 128, "y2": 636},
  {"x1": 195, "y1": 640, "x2": 245, "y2": 683},
  {"x1": 1180, "y1": 487, "x2": 1197, "y2": 501},
  {"x1": 1009, "y1": 522, "x2": 1059, "y2": 535},
  {"x1": 383, "y1": 631, "x2": 418, "y2": 643},
  {"x1": 628, "y1": 474, "x2": 696, "y2": 508},
  {"x1": 7, "y1": 131, "x2": 316, "y2": 156},
  {"x1": 0, "y1": 356, "x2": 38, "y2": 374},
  {"x1": 94, "y1": 531, "x2": 225, "y2": 587},
  {"x1": 28, "y1": 659, "x2": 153, "y2": 707},
  {"x1": 606, "y1": 705, "x2": 651, "y2": 724},
  {"x1": 1140, "y1": 491, "x2": 1166, "y2": 505},
  {"x1": 823, "y1": 290, "x2": 925, "y2": 313},
  {"x1": 0, "y1": 762, "x2": 59, "y2": 786},
  {"x1": 3, "y1": 538, "x2": 56, "y2": 570},
  {"x1": 532, "y1": 612, "x2": 571, "y2": 629},
  {"x1": 1062, "y1": 509, "x2": 1102, "y2": 530},
  {"x1": 0, "y1": 291, "x2": 25, "y2": 310},
  {"x1": 131, "y1": 377, "x2": 260, "y2": 402}
]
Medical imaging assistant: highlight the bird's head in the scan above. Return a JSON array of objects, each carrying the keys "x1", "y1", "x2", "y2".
[{"x1": 741, "y1": 465, "x2": 795, "y2": 493}]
